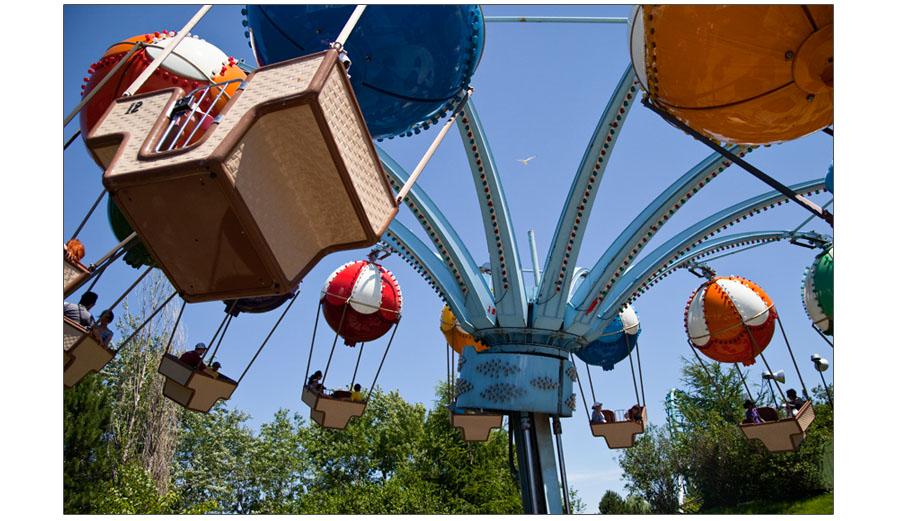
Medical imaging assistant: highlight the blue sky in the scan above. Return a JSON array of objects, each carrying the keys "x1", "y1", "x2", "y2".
[{"x1": 63, "y1": 4, "x2": 833, "y2": 511}]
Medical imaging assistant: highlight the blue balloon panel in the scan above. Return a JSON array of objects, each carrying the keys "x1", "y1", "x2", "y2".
[
  {"x1": 243, "y1": 5, "x2": 484, "y2": 139},
  {"x1": 825, "y1": 164, "x2": 833, "y2": 194},
  {"x1": 574, "y1": 315, "x2": 641, "y2": 371},
  {"x1": 455, "y1": 346, "x2": 576, "y2": 417}
]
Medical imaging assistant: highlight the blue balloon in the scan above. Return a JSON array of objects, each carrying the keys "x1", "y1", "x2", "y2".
[
  {"x1": 243, "y1": 5, "x2": 484, "y2": 139},
  {"x1": 575, "y1": 313, "x2": 641, "y2": 371},
  {"x1": 825, "y1": 164, "x2": 833, "y2": 194}
]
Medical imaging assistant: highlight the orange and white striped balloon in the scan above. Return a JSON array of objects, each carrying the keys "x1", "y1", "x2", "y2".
[{"x1": 684, "y1": 276, "x2": 777, "y2": 366}]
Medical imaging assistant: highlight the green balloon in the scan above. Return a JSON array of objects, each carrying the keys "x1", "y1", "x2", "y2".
[{"x1": 107, "y1": 198, "x2": 156, "y2": 268}]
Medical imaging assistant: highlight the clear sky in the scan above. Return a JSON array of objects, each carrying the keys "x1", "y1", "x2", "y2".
[{"x1": 63, "y1": 4, "x2": 833, "y2": 511}]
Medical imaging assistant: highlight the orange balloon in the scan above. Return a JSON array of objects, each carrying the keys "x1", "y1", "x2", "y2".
[{"x1": 631, "y1": 5, "x2": 833, "y2": 144}]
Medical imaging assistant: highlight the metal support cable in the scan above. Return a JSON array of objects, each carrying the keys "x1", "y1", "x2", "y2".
[
  {"x1": 115, "y1": 290, "x2": 177, "y2": 352},
  {"x1": 635, "y1": 339, "x2": 647, "y2": 407},
  {"x1": 552, "y1": 417, "x2": 571, "y2": 515},
  {"x1": 583, "y1": 361, "x2": 598, "y2": 405},
  {"x1": 349, "y1": 343, "x2": 366, "y2": 391},
  {"x1": 304, "y1": 303, "x2": 322, "y2": 384},
  {"x1": 757, "y1": 351, "x2": 787, "y2": 403},
  {"x1": 569, "y1": 354, "x2": 592, "y2": 422},
  {"x1": 206, "y1": 313, "x2": 230, "y2": 353},
  {"x1": 369, "y1": 322, "x2": 399, "y2": 392},
  {"x1": 321, "y1": 303, "x2": 349, "y2": 386},
  {"x1": 687, "y1": 341, "x2": 723, "y2": 396},
  {"x1": 63, "y1": 130, "x2": 81, "y2": 150},
  {"x1": 108, "y1": 265, "x2": 153, "y2": 310},
  {"x1": 641, "y1": 97, "x2": 833, "y2": 226},
  {"x1": 818, "y1": 371, "x2": 833, "y2": 407},
  {"x1": 237, "y1": 292, "x2": 300, "y2": 384},
  {"x1": 68, "y1": 189, "x2": 107, "y2": 242},
  {"x1": 812, "y1": 325, "x2": 834, "y2": 348},
  {"x1": 207, "y1": 313, "x2": 233, "y2": 364},
  {"x1": 84, "y1": 247, "x2": 127, "y2": 293},
  {"x1": 734, "y1": 363, "x2": 754, "y2": 400},
  {"x1": 776, "y1": 315, "x2": 810, "y2": 399},
  {"x1": 164, "y1": 299, "x2": 187, "y2": 354},
  {"x1": 625, "y1": 334, "x2": 641, "y2": 406}
]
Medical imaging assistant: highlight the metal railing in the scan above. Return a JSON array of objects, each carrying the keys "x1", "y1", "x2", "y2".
[{"x1": 154, "y1": 78, "x2": 243, "y2": 152}]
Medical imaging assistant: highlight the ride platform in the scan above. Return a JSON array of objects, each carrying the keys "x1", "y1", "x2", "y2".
[
  {"x1": 86, "y1": 49, "x2": 397, "y2": 303},
  {"x1": 63, "y1": 317, "x2": 115, "y2": 388},
  {"x1": 158, "y1": 353, "x2": 237, "y2": 412},
  {"x1": 301, "y1": 386, "x2": 366, "y2": 430},
  {"x1": 740, "y1": 401, "x2": 816, "y2": 452},
  {"x1": 450, "y1": 409, "x2": 504, "y2": 442},
  {"x1": 589, "y1": 406, "x2": 647, "y2": 449}
]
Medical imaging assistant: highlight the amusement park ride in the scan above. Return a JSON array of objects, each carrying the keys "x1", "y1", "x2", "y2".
[{"x1": 63, "y1": 5, "x2": 834, "y2": 514}]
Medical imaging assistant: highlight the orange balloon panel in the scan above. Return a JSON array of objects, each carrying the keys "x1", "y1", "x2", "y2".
[
  {"x1": 684, "y1": 276, "x2": 777, "y2": 366},
  {"x1": 440, "y1": 306, "x2": 488, "y2": 354},
  {"x1": 80, "y1": 32, "x2": 245, "y2": 144},
  {"x1": 631, "y1": 5, "x2": 833, "y2": 144}
]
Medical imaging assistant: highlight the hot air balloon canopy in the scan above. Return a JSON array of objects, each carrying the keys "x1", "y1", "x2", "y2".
[
  {"x1": 630, "y1": 4, "x2": 833, "y2": 145},
  {"x1": 243, "y1": 5, "x2": 484, "y2": 139},
  {"x1": 107, "y1": 199, "x2": 154, "y2": 268},
  {"x1": 802, "y1": 246, "x2": 833, "y2": 335},
  {"x1": 825, "y1": 164, "x2": 834, "y2": 194},
  {"x1": 322, "y1": 260, "x2": 402, "y2": 346},
  {"x1": 440, "y1": 305, "x2": 488, "y2": 353},
  {"x1": 575, "y1": 304, "x2": 640, "y2": 370},
  {"x1": 80, "y1": 31, "x2": 245, "y2": 149},
  {"x1": 684, "y1": 276, "x2": 777, "y2": 365}
]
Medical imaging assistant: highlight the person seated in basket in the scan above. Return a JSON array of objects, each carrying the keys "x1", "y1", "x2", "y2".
[
  {"x1": 203, "y1": 362, "x2": 222, "y2": 379},
  {"x1": 743, "y1": 399, "x2": 763, "y2": 424},
  {"x1": 307, "y1": 370, "x2": 325, "y2": 394},
  {"x1": 179, "y1": 343, "x2": 208, "y2": 371},
  {"x1": 89, "y1": 309, "x2": 114, "y2": 347},
  {"x1": 350, "y1": 383, "x2": 365, "y2": 402},
  {"x1": 65, "y1": 291, "x2": 98, "y2": 328},
  {"x1": 590, "y1": 402, "x2": 607, "y2": 424},
  {"x1": 625, "y1": 404, "x2": 643, "y2": 422},
  {"x1": 784, "y1": 388, "x2": 806, "y2": 417}
]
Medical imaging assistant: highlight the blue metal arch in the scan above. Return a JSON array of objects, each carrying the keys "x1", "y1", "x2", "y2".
[
  {"x1": 533, "y1": 67, "x2": 639, "y2": 331},
  {"x1": 565, "y1": 145, "x2": 754, "y2": 336},
  {"x1": 378, "y1": 149, "x2": 495, "y2": 329},
  {"x1": 455, "y1": 100, "x2": 528, "y2": 327},
  {"x1": 580, "y1": 179, "x2": 827, "y2": 342}
]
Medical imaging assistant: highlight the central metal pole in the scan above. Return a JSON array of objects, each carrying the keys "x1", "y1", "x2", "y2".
[
  {"x1": 517, "y1": 414, "x2": 542, "y2": 514},
  {"x1": 552, "y1": 417, "x2": 571, "y2": 514},
  {"x1": 527, "y1": 230, "x2": 542, "y2": 287}
]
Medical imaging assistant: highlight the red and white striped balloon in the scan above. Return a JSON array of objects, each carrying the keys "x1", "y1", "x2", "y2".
[{"x1": 321, "y1": 260, "x2": 402, "y2": 346}]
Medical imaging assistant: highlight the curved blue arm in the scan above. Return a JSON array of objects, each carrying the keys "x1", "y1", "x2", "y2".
[
  {"x1": 566, "y1": 144, "x2": 754, "y2": 335},
  {"x1": 533, "y1": 67, "x2": 639, "y2": 331},
  {"x1": 383, "y1": 220, "x2": 475, "y2": 331},
  {"x1": 378, "y1": 149, "x2": 495, "y2": 329},
  {"x1": 456, "y1": 100, "x2": 528, "y2": 327},
  {"x1": 578, "y1": 178, "x2": 827, "y2": 342}
]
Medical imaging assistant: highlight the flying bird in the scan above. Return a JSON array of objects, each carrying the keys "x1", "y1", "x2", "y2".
[{"x1": 517, "y1": 155, "x2": 536, "y2": 166}]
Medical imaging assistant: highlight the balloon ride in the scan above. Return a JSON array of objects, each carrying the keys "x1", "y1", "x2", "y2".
[{"x1": 63, "y1": 4, "x2": 833, "y2": 514}]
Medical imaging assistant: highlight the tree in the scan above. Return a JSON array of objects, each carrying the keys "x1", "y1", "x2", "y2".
[
  {"x1": 618, "y1": 425, "x2": 683, "y2": 513},
  {"x1": 598, "y1": 490, "x2": 651, "y2": 514},
  {"x1": 103, "y1": 272, "x2": 183, "y2": 494},
  {"x1": 64, "y1": 373, "x2": 116, "y2": 513}
]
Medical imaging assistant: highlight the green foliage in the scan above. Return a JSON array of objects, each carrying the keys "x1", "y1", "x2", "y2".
[
  {"x1": 702, "y1": 492, "x2": 833, "y2": 514},
  {"x1": 64, "y1": 373, "x2": 117, "y2": 514},
  {"x1": 94, "y1": 462, "x2": 179, "y2": 514},
  {"x1": 598, "y1": 490, "x2": 651, "y2": 514},
  {"x1": 617, "y1": 358, "x2": 834, "y2": 513}
]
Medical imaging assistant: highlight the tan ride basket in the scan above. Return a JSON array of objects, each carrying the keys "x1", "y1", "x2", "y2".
[
  {"x1": 64, "y1": 253, "x2": 91, "y2": 298},
  {"x1": 86, "y1": 49, "x2": 398, "y2": 303},
  {"x1": 589, "y1": 407, "x2": 648, "y2": 449},
  {"x1": 158, "y1": 353, "x2": 237, "y2": 413},
  {"x1": 64, "y1": 317, "x2": 115, "y2": 388},
  {"x1": 740, "y1": 401, "x2": 816, "y2": 452},
  {"x1": 302, "y1": 387, "x2": 367, "y2": 430},
  {"x1": 451, "y1": 411, "x2": 504, "y2": 442}
]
